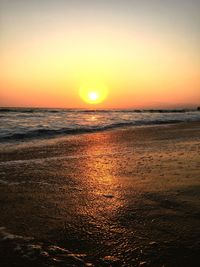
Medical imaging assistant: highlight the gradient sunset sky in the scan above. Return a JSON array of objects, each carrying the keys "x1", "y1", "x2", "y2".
[{"x1": 0, "y1": 0, "x2": 199, "y2": 108}]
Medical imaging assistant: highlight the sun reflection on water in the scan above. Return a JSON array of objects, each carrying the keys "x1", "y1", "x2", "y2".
[{"x1": 68, "y1": 133, "x2": 124, "y2": 221}]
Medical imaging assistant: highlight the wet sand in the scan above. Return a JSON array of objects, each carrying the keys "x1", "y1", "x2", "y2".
[{"x1": 0, "y1": 122, "x2": 200, "y2": 266}]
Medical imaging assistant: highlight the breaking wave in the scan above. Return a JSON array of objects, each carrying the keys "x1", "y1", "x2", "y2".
[{"x1": 0, "y1": 108, "x2": 200, "y2": 142}]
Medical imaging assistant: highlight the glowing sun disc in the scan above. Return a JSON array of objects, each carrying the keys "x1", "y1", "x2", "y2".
[
  {"x1": 79, "y1": 83, "x2": 108, "y2": 104},
  {"x1": 88, "y1": 91, "x2": 99, "y2": 101}
]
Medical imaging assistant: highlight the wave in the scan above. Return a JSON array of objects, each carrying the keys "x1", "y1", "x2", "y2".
[
  {"x1": 0, "y1": 107, "x2": 197, "y2": 114},
  {"x1": 0, "y1": 227, "x2": 91, "y2": 266},
  {"x1": 78, "y1": 109, "x2": 191, "y2": 113},
  {"x1": 0, "y1": 119, "x2": 184, "y2": 142},
  {"x1": 0, "y1": 108, "x2": 62, "y2": 113}
]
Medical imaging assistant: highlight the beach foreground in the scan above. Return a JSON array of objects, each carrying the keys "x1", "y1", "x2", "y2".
[{"x1": 0, "y1": 122, "x2": 200, "y2": 266}]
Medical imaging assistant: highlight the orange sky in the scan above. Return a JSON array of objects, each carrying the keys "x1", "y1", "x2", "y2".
[{"x1": 0, "y1": 0, "x2": 200, "y2": 108}]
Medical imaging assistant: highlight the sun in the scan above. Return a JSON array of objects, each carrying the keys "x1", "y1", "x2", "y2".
[
  {"x1": 88, "y1": 91, "x2": 99, "y2": 101},
  {"x1": 79, "y1": 83, "x2": 108, "y2": 104}
]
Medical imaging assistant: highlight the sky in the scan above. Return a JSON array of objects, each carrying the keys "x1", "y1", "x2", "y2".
[{"x1": 0, "y1": 0, "x2": 200, "y2": 108}]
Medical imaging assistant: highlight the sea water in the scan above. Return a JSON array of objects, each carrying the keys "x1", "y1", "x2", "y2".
[{"x1": 0, "y1": 108, "x2": 200, "y2": 142}]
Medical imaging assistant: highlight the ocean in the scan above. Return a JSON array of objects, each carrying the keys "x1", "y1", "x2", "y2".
[
  {"x1": 0, "y1": 107, "x2": 200, "y2": 142},
  {"x1": 1, "y1": 108, "x2": 200, "y2": 266}
]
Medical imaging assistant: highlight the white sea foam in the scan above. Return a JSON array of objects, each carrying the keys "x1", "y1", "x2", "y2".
[
  {"x1": 0, "y1": 179, "x2": 21, "y2": 186},
  {"x1": 0, "y1": 227, "x2": 32, "y2": 241},
  {"x1": 0, "y1": 179, "x2": 51, "y2": 186},
  {"x1": 0, "y1": 227, "x2": 91, "y2": 265},
  {"x1": 0, "y1": 150, "x2": 123, "y2": 166}
]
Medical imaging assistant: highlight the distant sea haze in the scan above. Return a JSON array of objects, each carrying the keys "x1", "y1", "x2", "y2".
[{"x1": 0, "y1": 108, "x2": 200, "y2": 142}]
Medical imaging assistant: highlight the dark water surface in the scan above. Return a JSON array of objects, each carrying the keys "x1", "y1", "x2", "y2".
[{"x1": 0, "y1": 123, "x2": 200, "y2": 266}]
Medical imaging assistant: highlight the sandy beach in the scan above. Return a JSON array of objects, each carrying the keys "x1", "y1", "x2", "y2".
[{"x1": 0, "y1": 122, "x2": 200, "y2": 266}]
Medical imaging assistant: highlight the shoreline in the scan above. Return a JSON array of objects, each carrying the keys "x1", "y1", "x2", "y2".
[
  {"x1": 0, "y1": 119, "x2": 200, "y2": 147},
  {"x1": 0, "y1": 120, "x2": 200, "y2": 151},
  {"x1": 0, "y1": 121, "x2": 200, "y2": 266}
]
